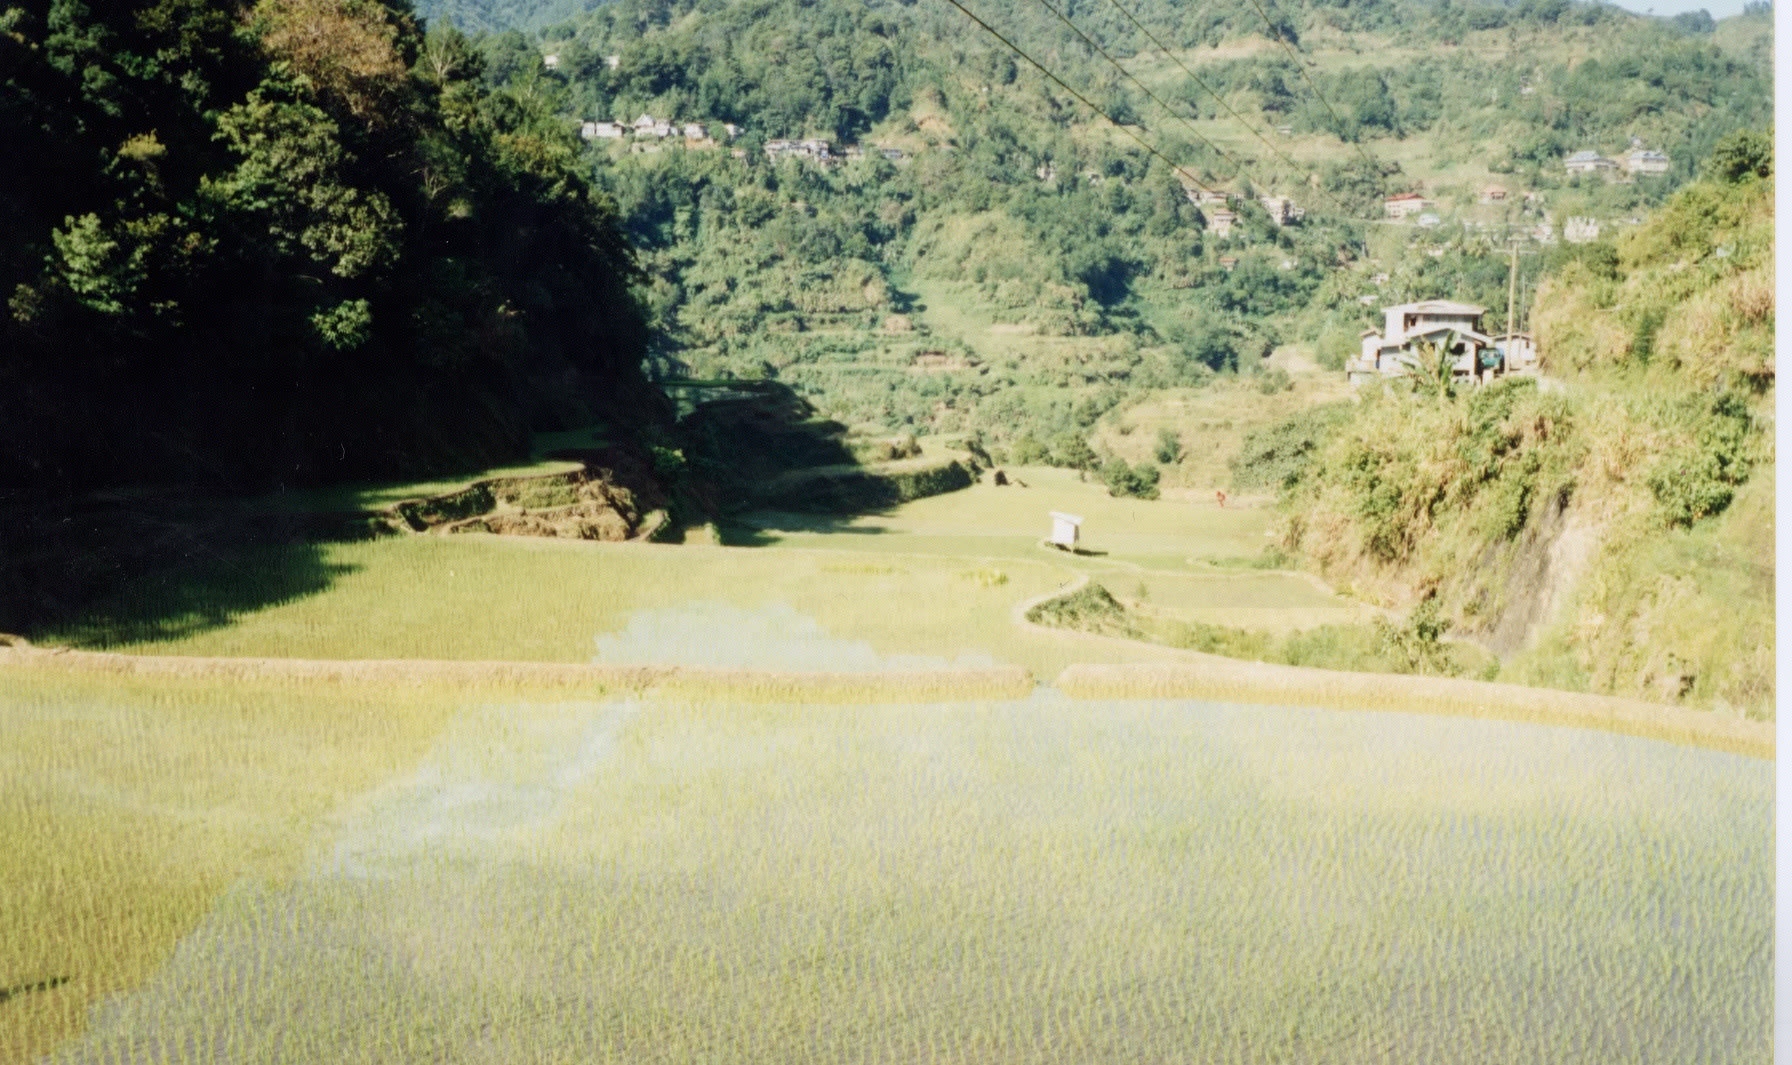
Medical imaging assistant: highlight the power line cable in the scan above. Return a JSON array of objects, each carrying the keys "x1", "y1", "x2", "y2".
[
  {"x1": 1090, "y1": 0, "x2": 1352, "y2": 211},
  {"x1": 933, "y1": 0, "x2": 1225, "y2": 197},
  {"x1": 1019, "y1": 0, "x2": 1271, "y2": 194},
  {"x1": 1238, "y1": 0, "x2": 1386, "y2": 177}
]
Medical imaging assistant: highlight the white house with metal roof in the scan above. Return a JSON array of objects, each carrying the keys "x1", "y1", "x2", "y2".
[
  {"x1": 1348, "y1": 300, "x2": 1501, "y2": 384},
  {"x1": 1564, "y1": 150, "x2": 1618, "y2": 175}
]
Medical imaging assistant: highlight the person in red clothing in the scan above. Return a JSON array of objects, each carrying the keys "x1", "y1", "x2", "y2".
[{"x1": 1215, "y1": 490, "x2": 1227, "y2": 508}]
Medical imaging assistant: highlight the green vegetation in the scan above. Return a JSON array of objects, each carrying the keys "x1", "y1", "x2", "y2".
[
  {"x1": 1026, "y1": 582, "x2": 1138, "y2": 637},
  {"x1": 31, "y1": 465, "x2": 1377, "y2": 680},
  {"x1": 424, "y1": 0, "x2": 1770, "y2": 459},
  {"x1": 1029, "y1": 580, "x2": 1489, "y2": 677},
  {"x1": 7, "y1": 679, "x2": 1771, "y2": 1062},
  {"x1": 1229, "y1": 401, "x2": 1353, "y2": 491},
  {"x1": 1259, "y1": 147, "x2": 1774, "y2": 715},
  {"x1": 1098, "y1": 456, "x2": 1161, "y2": 499},
  {"x1": 1, "y1": 0, "x2": 664, "y2": 500},
  {"x1": 0, "y1": 668, "x2": 468, "y2": 1063},
  {"x1": 0, "y1": 4, "x2": 1774, "y2": 1059}
]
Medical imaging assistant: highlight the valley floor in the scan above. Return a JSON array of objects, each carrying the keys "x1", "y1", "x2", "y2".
[{"x1": 3, "y1": 460, "x2": 1771, "y2": 1063}]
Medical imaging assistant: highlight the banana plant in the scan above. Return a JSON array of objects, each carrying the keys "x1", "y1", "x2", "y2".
[{"x1": 1397, "y1": 331, "x2": 1459, "y2": 401}]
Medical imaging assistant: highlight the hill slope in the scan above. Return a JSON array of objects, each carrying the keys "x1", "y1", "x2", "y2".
[
  {"x1": 1250, "y1": 139, "x2": 1772, "y2": 715},
  {"x1": 465, "y1": 0, "x2": 1769, "y2": 448}
]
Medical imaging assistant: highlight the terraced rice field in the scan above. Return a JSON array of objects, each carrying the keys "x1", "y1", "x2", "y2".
[
  {"x1": 10, "y1": 462, "x2": 1768, "y2": 1062},
  {"x1": 44, "y1": 467, "x2": 1370, "y2": 678},
  {"x1": 3, "y1": 669, "x2": 1771, "y2": 1063}
]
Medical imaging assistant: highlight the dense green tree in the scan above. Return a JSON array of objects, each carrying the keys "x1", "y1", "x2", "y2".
[{"x1": 0, "y1": 0, "x2": 662, "y2": 501}]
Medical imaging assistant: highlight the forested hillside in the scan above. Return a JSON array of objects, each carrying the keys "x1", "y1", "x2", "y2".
[
  {"x1": 1237, "y1": 133, "x2": 1773, "y2": 714},
  {"x1": 449, "y1": 0, "x2": 1769, "y2": 448},
  {"x1": 0, "y1": 0, "x2": 665, "y2": 501}
]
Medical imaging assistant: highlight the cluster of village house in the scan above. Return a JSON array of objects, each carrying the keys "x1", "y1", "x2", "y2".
[
  {"x1": 1346, "y1": 299, "x2": 1537, "y2": 387},
  {"x1": 578, "y1": 117, "x2": 909, "y2": 166},
  {"x1": 580, "y1": 114, "x2": 742, "y2": 144},
  {"x1": 1178, "y1": 187, "x2": 1306, "y2": 239},
  {"x1": 1381, "y1": 144, "x2": 1670, "y2": 243}
]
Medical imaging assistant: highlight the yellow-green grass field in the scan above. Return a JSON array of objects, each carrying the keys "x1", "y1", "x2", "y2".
[
  {"x1": 40, "y1": 467, "x2": 1371, "y2": 679},
  {"x1": 1088, "y1": 373, "x2": 1355, "y2": 494},
  {"x1": 7, "y1": 679, "x2": 1770, "y2": 1063}
]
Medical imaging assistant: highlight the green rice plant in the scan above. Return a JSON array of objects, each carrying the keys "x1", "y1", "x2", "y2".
[{"x1": 14, "y1": 689, "x2": 1768, "y2": 1063}]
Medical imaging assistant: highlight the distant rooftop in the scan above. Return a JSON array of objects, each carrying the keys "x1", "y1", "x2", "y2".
[{"x1": 1388, "y1": 299, "x2": 1486, "y2": 316}]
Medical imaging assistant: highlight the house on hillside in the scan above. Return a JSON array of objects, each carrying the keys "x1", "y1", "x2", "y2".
[
  {"x1": 1218, "y1": 255, "x2": 1239, "y2": 271},
  {"x1": 1259, "y1": 196, "x2": 1305, "y2": 226},
  {"x1": 1384, "y1": 192, "x2": 1432, "y2": 219},
  {"x1": 1493, "y1": 331, "x2": 1537, "y2": 374},
  {"x1": 1480, "y1": 184, "x2": 1508, "y2": 203},
  {"x1": 1347, "y1": 299, "x2": 1502, "y2": 385},
  {"x1": 1564, "y1": 216, "x2": 1600, "y2": 243},
  {"x1": 1625, "y1": 148, "x2": 1670, "y2": 175},
  {"x1": 632, "y1": 114, "x2": 659, "y2": 133},
  {"x1": 1564, "y1": 150, "x2": 1618, "y2": 175},
  {"x1": 582, "y1": 121, "x2": 624, "y2": 140},
  {"x1": 683, "y1": 123, "x2": 707, "y2": 140},
  {"x1": 1207, "y1": 208, "x2": 1237, "y2": 238},
  {"x1": 764, "y1": 138, "x2": 833, "y2": 164}
]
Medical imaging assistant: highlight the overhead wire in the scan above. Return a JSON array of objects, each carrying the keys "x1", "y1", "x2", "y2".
[
  {"x1": 1019, "y1": 0, "x2": 1272, "y2": 194},
  {"x1": 1089, "y1": 0, "x2": 1354, "y2": 212},
  {"x1": 1238, "y1": 0, "x2": 1387, "y2": 177},
  {"x1": 934, "y1": 0, "x2": 1227, "y2": 197}
]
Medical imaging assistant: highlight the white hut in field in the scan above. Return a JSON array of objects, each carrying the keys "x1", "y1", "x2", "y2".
[{"x1": 1049, "y1": 512, "x2": 1083, "y2": 549}]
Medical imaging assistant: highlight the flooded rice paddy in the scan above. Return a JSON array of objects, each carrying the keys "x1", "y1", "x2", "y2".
[{"x1": 22, "y1": 670, "x2": 1771, "y2": 1064}]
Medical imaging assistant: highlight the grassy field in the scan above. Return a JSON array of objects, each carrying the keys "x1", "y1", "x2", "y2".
[
  {"x1": 1089, "y1": 372, "x2": 1355, "y2": 494},
  {"x1": 38, "y1": 465, "x2": 1372, "y2": 679},
  {"x1": 8, "y1": 679, "x2": 1770, "y2": 1063}
]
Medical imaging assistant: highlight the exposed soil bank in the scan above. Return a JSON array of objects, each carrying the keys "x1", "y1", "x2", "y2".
[
  {"x1": 1056, "y1": 663, "x2": 1773, "y2": 760},
  {"x1": 386, "y1": 447, "x2": 673, "y2": 541}
]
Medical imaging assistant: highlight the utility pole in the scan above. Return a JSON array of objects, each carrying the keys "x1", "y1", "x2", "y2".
[{"x1": 1505, "y1": 240, "x2": 1519, "y2": 341}]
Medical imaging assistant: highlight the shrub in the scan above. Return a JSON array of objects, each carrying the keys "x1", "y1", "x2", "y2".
[
  {"x1": 1025, "y1": 582, "x2": 1137, "y2": 636},
  {"x1": 1009, "y1": 434, "x2": 1051, "y2": 466},
  {"x1": 1229, "y1": 403, "x2": 1352, "y2": 492},
  {"x1": 1648, "y1": 391, "x2": 1753, "y2": 527},
  {"x1": 1704, "y1": 129, "x2": 1772, "y2": 184},
  {"x1": 1153, "y1": 428, "x2": 1184, "y2": 465},
  {"x1": 1050, "y1": 432, "x2": 1098, "y2": 470},
  {"x1": 1101, "y1": 458, "x2": 1161, "y2": 499},
  {"x1": 1373, "y1": 598, "x2": 1461, "y2": 676}
]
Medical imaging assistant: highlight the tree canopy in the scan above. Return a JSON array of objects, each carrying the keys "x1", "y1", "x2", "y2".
[{"x1": 0, "y1": 0, "x2": 662, "y2": 501}]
